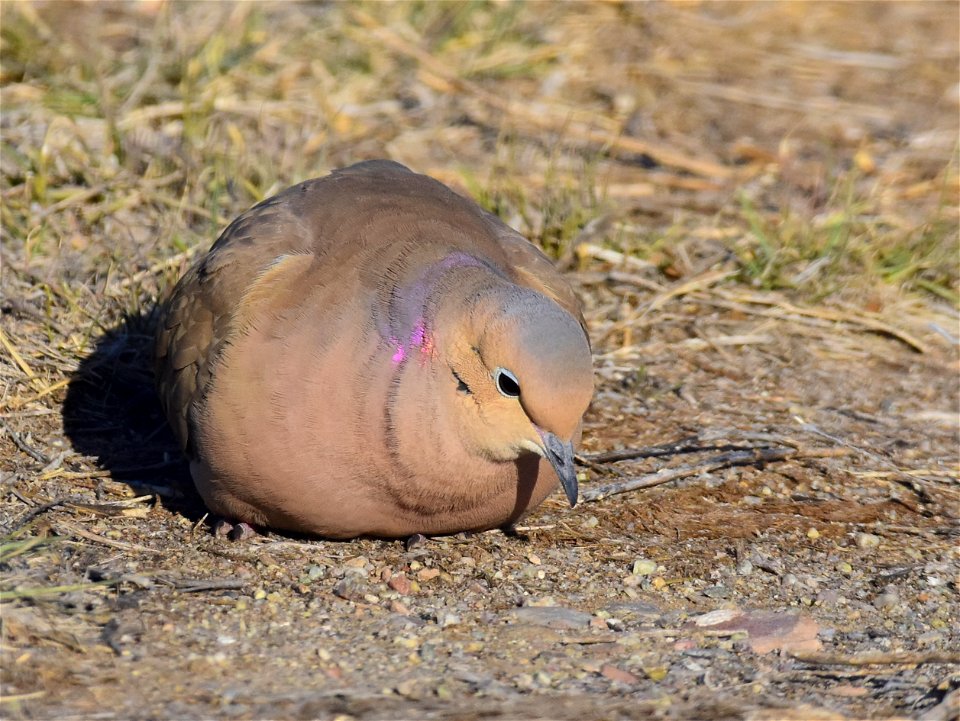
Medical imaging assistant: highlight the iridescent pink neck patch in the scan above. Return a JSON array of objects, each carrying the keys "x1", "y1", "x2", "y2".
[{"x1": 385, "y1": 252, "x2": 494, "y2": 367}]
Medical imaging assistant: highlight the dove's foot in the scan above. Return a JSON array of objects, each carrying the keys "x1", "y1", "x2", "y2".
[{"x1": 213, "y1": 518, "x2": 258, "y2": 541}]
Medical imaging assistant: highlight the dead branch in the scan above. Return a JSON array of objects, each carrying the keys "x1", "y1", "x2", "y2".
[
  {"x1": 6, "y1": 495, "x2": 85, "y2": 532},
  {"x1": 788, "y1": 650, "x2": 960, "y2": 666},
  {"x1": 580, "y1": 447, "x2": 851, "y2": 503},
  {"x1": 578, "y1": 429, "x2": 799, "y2": 464},
  {"x1": 1, "y1": 420, "x2": 51, "y2": 464},
  {"x1": 161, "y1": 577, "x2": 247, "y2": 593}
]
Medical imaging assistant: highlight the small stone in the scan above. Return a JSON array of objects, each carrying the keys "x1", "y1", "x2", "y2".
[
  {"x1": 316, "y1": 647, "x2": 332, "y2": 661},
  {"x1": 344, "y1": 556, "x2": 368, "y2": 569},
  {"x1": 527, "y1": 597, "x2": 557, "y2": 607},
  {"x1": 393, "y1": 635, "x2": 420, "y2": 649},
  {"x1": 253, "y1": 589, "x2": 267, "y2": 600},
  {"x1": 388, "y1": 573, "x2": 411, "y2": 595},
  {"x1": 535, "y1": 671, "x2": 552, "y2": 686},
  {"x1": 389, "y1": 600, "x2": 411, "y2": 615},
  {"x1": 742, "y1": 495, "x2": 763, "y2": 506},
  {"x1": 703, "y1": 585, "x2": 730, "y2": 599},
  {"x1": 440, "y1": 613, "x2": 460, "y2": 628},
  {"x1": 643, "y1": 666, "x2": 668, "y2": 682},
  {"x1": 651, "y1": 577, "x2": 667, "y2": 590},
  {"x1": 917, "y1": 630, "x2": 944, "y2": 645},
  {"x1": 307, "y1": 565, "x2": 325, "y2": 580},
  {"x1": 606, "y1": 617, "x2": 626, "y2": 632},
  {"x1": 507, "y1": 606, "x2": 592, "y2": 629},
  {"x1": 856, "y1": 532, "x2": 880, "y2": 549},
  {"x1": 333, "y1": 577, "x2": 367, "y2": 602},
  {"x1": 600, "y1": 664, "x2": 638, "y2": 684},
  {"x1": 781, "y1": 573, "x2": 799, "y2": 587},
  {"x1": 872, "y1": 588, "x2": 899, "y2": 611},
  {"x1": 527, "y1": 553, "x2": 542, "y2": 565},
  {"x1": 417, "y1": 568, "x2": 440, "y2": 582},
  {"x1": 395, "y1": 679, "x2": 419, "y2": 698},
  {"x1": 737, "y1": 560, "x2": 754, "y2": 575},
  {"x1": 632, "y1": 559, "x2": 657, "y2": 576},
  {"x1": 582, "y1": 516, "x2": 599, "y2": 528},
  {"x1": 690, "y1": 609, "x2": 821, "y2": 654},
  {"x1": 837, "y1": 561, "x2": 853, "y2": 575},
  {"x1": 514, "y1": 673, "x2": 535, "y2": 689},
  {"x1": 806, "y1": 528, "x2": 820, "y2": 539},
  {"x1": 816, "y1": 589, "x2": 839, "y2": 606}
]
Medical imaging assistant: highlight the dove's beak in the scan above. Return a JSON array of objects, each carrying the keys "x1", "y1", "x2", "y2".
[{"x1": 538, "y1": 430, "x2": 578, "y2": 507}]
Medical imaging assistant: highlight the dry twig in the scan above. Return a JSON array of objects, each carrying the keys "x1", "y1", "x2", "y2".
[
  {"x1": 581, "y1": 446, "x2": 850, "y2": 503},
  {"x1": 789, "y1": 651, "x2": 960, "y2": 666}
]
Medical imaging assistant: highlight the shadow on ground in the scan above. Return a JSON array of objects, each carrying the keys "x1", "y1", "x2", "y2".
[{"x1": 61, "y1": 307, "x2": 207, "y2": 523}]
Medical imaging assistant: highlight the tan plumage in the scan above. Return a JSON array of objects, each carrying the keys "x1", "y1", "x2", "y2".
[{"x1": 155, "y1": 160, "x2": 593, "y2": 538}]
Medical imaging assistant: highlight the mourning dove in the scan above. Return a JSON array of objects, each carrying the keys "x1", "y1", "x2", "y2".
[{"x1": 155, "y1": 160, "x2": 593, "y2": 539}]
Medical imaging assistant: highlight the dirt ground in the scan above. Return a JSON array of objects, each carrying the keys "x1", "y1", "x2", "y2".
[{"x1": 1, "y1": 3, "x2": 958, "y2": 720}]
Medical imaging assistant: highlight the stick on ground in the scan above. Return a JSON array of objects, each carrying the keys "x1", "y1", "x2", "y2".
[{"x1": 580, "y1": 446, "x2": 851, "y2": 503}]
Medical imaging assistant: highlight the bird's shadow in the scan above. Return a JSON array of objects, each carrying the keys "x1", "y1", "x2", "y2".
[{"x1": 62, "y1": 306, "x2": 208, "y2": 524}]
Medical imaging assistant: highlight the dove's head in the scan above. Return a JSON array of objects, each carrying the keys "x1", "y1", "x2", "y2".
[{"x1": 442, "y1": 287, "x2": 594, "y2": 506}]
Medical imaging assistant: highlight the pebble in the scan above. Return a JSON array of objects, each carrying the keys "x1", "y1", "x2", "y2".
[
  {"x1": 393, "y1": 635, "x2": 420, "y2": 649},
  {"x1": 816, "y1": 589, "x2": 839, "y2": 606},
  {"x1": 389, "y1": 600, "x2": 411, "y2": 615},
  {"x1": 856, "y1": 532, "x2": 881, "y2": 549},
  {"x1": 395, "y1": 679, "x2": 419, "y2": 698},
  {"x1": 333, "y1": 577, "x2": 367, "y2": 602},
  {"x1": 781, "y1": 573, "x2": 799, "y2": 587},
  {"x1": 506, "y1": 606, "x2": 592, "y2": 629},
  {"x1": 388, "y1": 573, "x2": 411, "y2": 595},
  {"x1": 737, "y1": 560, "x2": 754, "y2": 576},
  {"x1": 417, "y1": 568, "x2": 440, "y2": 583},
  {"x1": 690, "y1": 608, "x2": 822, "y2": 654},
  {"x1": 527, "y1": 597, "x2": 558, "y2": 607},
  {"x1": 806, "y1": 528, "x2": 820, "y2": 539},
  {"x1": 873, "y1": 587, "x2": 900, "y2": 611},
  {"x1": 643, "y1": 666, "x2": 668, "y2": 682},
  {"x1": 632, "y1": 559, "x2": 657, "y2": 576},
  {"x1": 917, "y1": 630, "x2": 944, "y2": 645},
  {"x1": 703, "y1": 585, "x2": 730, "y2": 599},
  {"x1": 605, "y1": 617, "x2": 626, "y2": 632},
  {"x1": 600, "y1": 664, "x2": 639, "y2": 684}
]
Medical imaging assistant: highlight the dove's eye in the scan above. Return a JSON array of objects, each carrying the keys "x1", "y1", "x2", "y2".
[{"x1": 494, "y1": 367, "x2": 520, "y2": 398}]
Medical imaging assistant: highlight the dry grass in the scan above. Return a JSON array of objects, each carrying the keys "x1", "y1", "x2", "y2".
[{"x1": 1, "y1": 2, "x2": 958, "y2": 719}]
